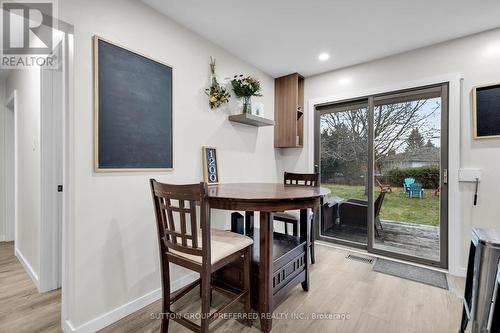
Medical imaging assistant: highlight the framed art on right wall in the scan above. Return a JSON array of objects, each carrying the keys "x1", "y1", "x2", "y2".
[{"x1": 472, "y1": 82, "x2": 500, "y2": 139}]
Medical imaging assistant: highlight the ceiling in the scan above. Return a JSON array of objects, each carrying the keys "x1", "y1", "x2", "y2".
[{"x1": 142, "y1": 0, "x2": 500, "y2": 78}]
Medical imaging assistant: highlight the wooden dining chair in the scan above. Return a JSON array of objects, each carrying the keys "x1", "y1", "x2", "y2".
[
  {"x1": 274, "y1": 172, "x2": 319, "y2": 263},
  {"x1": 150, "y1": 180, "x2": 253, "y2": 333}
]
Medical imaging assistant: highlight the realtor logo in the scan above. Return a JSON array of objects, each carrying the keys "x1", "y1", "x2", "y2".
[
  {"x1": 2, "y1": 1, "x2": 53, "y2": 54},
  {"x1": 1, "y1": 0, "x2": 57, "y2": 68}
]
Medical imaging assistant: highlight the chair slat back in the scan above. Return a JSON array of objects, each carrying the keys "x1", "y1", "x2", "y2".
[
  {"x1": 374, "y1": 191, "x2": 386, "y2": 217},
  {"x1": 404, "y1": 177, "x2": 416, "y2": 186},
  {"x1": 284, "y1": 172, "x2": 319, "y2": 187},
  {"x1": 409, "y1": 182, "x2": 422, "y2": 191},
  {"x1": 150, "y1": 180, "x2": 210, "y2": 259}
]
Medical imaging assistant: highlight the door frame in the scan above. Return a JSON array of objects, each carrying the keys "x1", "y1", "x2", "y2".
[
  {"x1": 4, "y1": 90, "x2": 18, "y2": 244},
  {"x1": 309, "y1": 74, "x2": 463, "y2": 273},
  {"x1": 59, "y1": 27, "x2": 75, "y2": 332},
  {"x1": 314, "y1": 84, "x2": 448, "y2": 268}
]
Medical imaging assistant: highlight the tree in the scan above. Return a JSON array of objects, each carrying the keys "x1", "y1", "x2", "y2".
[
  {"x1": 320, "y1": 110, "x2": 367, "y2": 185},
  {"x1": 373, "y1": 101, "x2": 438, "y2": 158},
  {"x1": 425, "y1": 139, "x2": 435, "y2": 148},
  {"x1": 320, "y1": 99, "x2": 440, "y2": 195},
  {"x1": 406, "y1": 127, "x2": 425, "y2": 151}
]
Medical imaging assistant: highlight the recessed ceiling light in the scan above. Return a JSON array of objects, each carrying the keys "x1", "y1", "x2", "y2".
[{"x1": 318, "y1": 52, "x2": 330, "y2": 61}]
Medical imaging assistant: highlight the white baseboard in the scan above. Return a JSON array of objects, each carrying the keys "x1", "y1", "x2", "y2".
[
  {"x1": 450, "y1": 266, "x2": 466, "y2": 278},
  {"x1": 15, "y1": 247, "x2": 40, "y2": 291},
  {"x1": 170, "y1": 271, "x2": 200, "y2": 292},
  {"x1": 63, "y1": 272, "x2": 199, "y2": 333}
]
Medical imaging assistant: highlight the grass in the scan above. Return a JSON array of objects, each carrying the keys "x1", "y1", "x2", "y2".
[{"x1": 323, "y1": 184, "x2": 440, "y2": 226}]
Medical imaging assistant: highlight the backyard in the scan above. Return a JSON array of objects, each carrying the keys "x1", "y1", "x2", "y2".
[{"x1": 324, "y1": 184, "x2": 439, "y2": 226}]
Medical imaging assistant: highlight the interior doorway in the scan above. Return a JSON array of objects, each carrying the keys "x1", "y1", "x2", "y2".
[
  {"x1": 1, "y1": 35, "x2": 69, "y2": 294},
  {"x1": 2, "y1": 62, "x2": 65, "y2": 293}
]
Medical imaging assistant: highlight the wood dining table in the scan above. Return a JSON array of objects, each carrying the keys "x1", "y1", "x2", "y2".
[{"x1": 207, "y1": 183, "x2": 330, "y2": 332}]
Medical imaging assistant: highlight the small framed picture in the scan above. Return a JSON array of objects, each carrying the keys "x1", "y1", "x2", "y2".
[
  {"x1": 202, "y1": 146, "x2": 219, "y2": 185},
  {"x1": 472, "y1": 82, "x2": 500, "y2": 139}
]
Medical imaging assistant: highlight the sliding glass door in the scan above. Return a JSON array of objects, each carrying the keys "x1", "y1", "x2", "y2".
[
  {"x1": 316, "y1": 100, "x2": 369, "y2": 247},
  {"x1": 315, "y1": 84, "x2": 448, "y2": 268}
]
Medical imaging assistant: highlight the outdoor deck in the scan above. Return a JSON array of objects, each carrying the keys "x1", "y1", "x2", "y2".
[{"x1": 323, "y1": 219, "x2": 440, "y2": 261}]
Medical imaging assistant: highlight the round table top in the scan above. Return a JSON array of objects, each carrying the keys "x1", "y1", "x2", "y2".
[{"x1": 207, "y1": 183, "x2": 330, "y2": 201}]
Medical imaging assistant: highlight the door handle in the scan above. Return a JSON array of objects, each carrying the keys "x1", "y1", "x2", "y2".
[{"x1": 443, "y1": 169, "x2": 448, "y2": 184}]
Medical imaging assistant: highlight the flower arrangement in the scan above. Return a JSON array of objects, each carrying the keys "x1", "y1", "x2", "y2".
[
  {"x1": 205, "y1": 57, "x2": 230, "y2": 109},
  {"x1": 230, "y1": 74, "x2": 262, "y2": 113}
]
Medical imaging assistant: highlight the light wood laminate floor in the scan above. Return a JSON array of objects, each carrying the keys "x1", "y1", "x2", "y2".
[
  {"x1": 0, "y1": 242, "x2": 61, "y2": 333},
  {"x1": 101, "y1": 244, "x2": 465, "y2": 333},
  {"x1": 0, "y1": 241, "x2": 464, "y2": 333}
]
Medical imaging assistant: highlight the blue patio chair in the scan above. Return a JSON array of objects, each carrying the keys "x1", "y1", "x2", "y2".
[
  {"x1": 403, "y1": 177, "x2": 415, "y2": 193},
  {"x1": 407, "y1": 182, "x2": 424, "y2": 199}
]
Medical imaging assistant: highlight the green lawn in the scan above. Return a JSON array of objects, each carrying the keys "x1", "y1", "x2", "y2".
[{"x1": 324, "y1": 184, "x2": 439, "y2": 226}]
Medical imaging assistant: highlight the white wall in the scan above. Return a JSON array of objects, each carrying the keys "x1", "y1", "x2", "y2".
[
  {"x1": 5, "y1": 68, "x2": 42, "y2": 278},
  {"x1": 288, "y1": 28, "x2": 500, "y2": 275},
  {"x1": 0, "y1": 79, "x2": 5, "y2": 241},
  {"x1": 60, "y1": 1, "x2": 500, "y2": 329},
  {"x1": 59, "y1": 0, "x2": 287, "y2": 329}
]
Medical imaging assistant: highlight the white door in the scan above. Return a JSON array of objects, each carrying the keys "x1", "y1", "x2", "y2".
[{"x1": 39, "y1": 41, "x2": 64, "y2": 291}]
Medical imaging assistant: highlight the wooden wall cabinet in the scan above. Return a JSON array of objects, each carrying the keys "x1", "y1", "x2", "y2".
[{"x1": 274, "y1": 73, "x2": 304, "y2": 148}]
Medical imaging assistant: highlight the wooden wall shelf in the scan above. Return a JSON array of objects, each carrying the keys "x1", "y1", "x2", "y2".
[
  {"x1": 228, "y1": 113, "x2": 275, "y2": 127},
  {"x1": 274, "y1": 73, "x2": 304, "y2": 148}
]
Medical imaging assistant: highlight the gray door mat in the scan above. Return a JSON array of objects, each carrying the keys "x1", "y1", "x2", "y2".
[{"x1": 372, "y1": 258, "x2": 448, "y2": 290}]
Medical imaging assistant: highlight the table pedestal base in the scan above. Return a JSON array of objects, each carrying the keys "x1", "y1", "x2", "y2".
[{"x1": 213, "y1": 210, "x2": 310, "y2": 332}]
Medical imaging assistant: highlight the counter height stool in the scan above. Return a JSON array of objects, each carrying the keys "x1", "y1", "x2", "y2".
[
  {"x1": 273, "y1": 172, "x2": 319, "y2": 263},
  {"x1": 150, "y1": 180, "x2": 253, "y2": 333}
]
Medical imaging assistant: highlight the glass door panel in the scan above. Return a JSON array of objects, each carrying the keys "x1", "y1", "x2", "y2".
[
  {"x1": 318, "y1": 101, "x2": 369, "y2": 246},
  {"x1": 371, "y1": 86, "x2": 447, "y2": 265}
]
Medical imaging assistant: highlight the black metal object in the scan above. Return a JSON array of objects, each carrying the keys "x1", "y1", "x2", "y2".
[
  {"x1": 460, "y1": 228, "x2": 500, "y2": 333},
  {"x1": 488, "y1": 262, "x2": 500, "y2": 332},
  {"x1": 231, "y1": 212, "x2": 244, "y2": 235},
  {"x1": 345, "y1": 254, "x2": 373, "y2": 264},
  {"x1": 245, "y1": 212, "x2": 254, "y2": 236},
  {"x1": 474, "y1": 178, "x2": 479, "y2": 206},
  {"x1": 230, "y1": 211, "x2": 255, "y2": 236}
]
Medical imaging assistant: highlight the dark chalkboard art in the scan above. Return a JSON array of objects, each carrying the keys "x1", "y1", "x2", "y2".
[
  {"x1": 93, "y1": 36, "x2": 174, "y2": 172},
  {"x1": 472, "y1": 82, "x2": 500, "y2": 139},
  {"x1": 202, "y1": 146, "x2": 219, "y2": 185}
]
